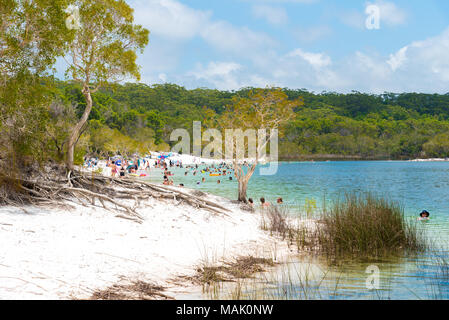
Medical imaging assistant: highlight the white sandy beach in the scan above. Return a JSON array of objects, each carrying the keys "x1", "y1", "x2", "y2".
[
  {"x1": 0, "y1": 186, "x2": 292, "y2": 300},
  {"x1": 409, "y1": 158, "x2": 449, "y2": 162}
]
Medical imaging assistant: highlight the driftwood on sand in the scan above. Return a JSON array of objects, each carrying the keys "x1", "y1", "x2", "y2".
[{"x1": 0, "y1": 166, "x2": 231, "y2": 223}]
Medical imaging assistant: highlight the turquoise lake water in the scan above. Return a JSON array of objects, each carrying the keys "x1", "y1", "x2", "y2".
[{"x1": 145, "y1": 161, "x2": 449, "y2": 299}]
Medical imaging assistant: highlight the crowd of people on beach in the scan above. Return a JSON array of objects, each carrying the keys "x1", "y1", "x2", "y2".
[
  {"x1": 84, "y1": 155, "x2": 154, "y2": 178},
  {"x1": 86, "y1": 154, "x2": 432, "y2": 219},
  {"x1": 107, "y1": 158, "x2": 152, "y2": 178},
  {"x1": 83, "y1": 153, "x2": 284, "y2": 208}
]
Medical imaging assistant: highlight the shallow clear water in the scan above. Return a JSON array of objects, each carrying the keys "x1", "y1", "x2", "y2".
[{"x1": 144, "y1": 161, "x2": 449, "y2": 299}]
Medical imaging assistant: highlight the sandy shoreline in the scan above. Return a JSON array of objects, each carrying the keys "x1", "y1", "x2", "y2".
[{"x1": 0, "y1": 186, "x2": 292, "y2": 300}]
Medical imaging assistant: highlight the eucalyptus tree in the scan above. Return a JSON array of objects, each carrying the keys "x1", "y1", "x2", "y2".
[
  {"x1": 220, "y1": 88, "x2": 303, "y2": 202},
  {"x1": 63, "y1": 0, "x2": 149, "y2": 170}
]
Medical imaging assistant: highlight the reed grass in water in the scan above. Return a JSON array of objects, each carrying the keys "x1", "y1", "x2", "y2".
[{"x1": 315, "y1": 193, "x2": 426, "y2": 257}]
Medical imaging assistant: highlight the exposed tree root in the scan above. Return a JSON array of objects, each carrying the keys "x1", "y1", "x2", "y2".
[{"x1": 0, "y1": 168, "x2": 231, "y2": 223}]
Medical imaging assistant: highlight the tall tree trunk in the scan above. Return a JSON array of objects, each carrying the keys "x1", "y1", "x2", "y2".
[
  {"x1": 238, "y1": 178, "x2": 249, "y2": 203},
  {"x1": 66, "y1": 86, "x2": 93, "y2": 170},
  {"x1": 236, "y1": 163, "x2": 257, "y2": 203}
]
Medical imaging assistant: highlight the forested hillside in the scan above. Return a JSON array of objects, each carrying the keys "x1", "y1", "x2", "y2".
[{"x1": 54, "y1": 80, "x2": 449, "y2": 160}]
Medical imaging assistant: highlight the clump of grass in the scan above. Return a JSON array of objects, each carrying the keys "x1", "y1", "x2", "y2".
[
  {"x1": 196, "y1": 266, "x2": 228, "y2": 286},
  {"x1": 225, "y1": 256, "x2": 274, "y2": 278},
  {"x1": 210, "y1": 258, "x2": 340, "y2": 300},
  {"x1": 315, "y1": 193, "x2": 426, "y2": 258},
  {"x1": 90, "y1": 280, "x2": 172, "y2": 300},
  {"x1": 260, "y1": 205, "x2": 314, "y2": 252},
  {"x1": 261, "y1": 205, "x2": 289, "y2": 238},
  {"x1": 193, "y1": 256, "x2": 275, "y2": 287}
]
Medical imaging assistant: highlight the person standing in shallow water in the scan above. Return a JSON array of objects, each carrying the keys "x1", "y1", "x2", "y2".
[
  {"x1": 260, "y1": 197, "x2": 270, "y2": 207},
  {"x1": 111, "y1": 161, "x2": 117, "y2": 177}
]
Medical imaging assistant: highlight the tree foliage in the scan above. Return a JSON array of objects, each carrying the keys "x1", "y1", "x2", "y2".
[
  {"x1": 63, "y1": 0, "x2": 149, "y2": 169},
  {"x1": 38, "y1": 81, "x2": 449, "y2": 162},
  {"x1": 0, "y1": 0, "x2": 69, "y2": 172},
  {"x1": 217, "y1": 88, "x2": 302, "y2": 202}
]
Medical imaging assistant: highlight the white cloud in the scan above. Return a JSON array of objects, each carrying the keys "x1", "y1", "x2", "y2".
[
  {"x1": 192, "y1": 61, "x2": 242, "y2": 78},
  {"x1": 129, "y1": 0, "x2": 449, "y2": 93},
  {"x1": 243, "y1": 0, "x2": 317, "y2": 3},
  {"x1": 131, "y1": 0, "x2": 276, "y2": 58},
  {"x1": 271, "y1": 49, "x2": 346, "y2": 90},
  {"x1": 353, "y1": 51, "x2": 391, "y2": 79},
  {"x1": 200, "y1": 21, "x2": 277, "y2": 56},
  {"x1": 154, "y1": 26, "x2": 449, "y2": 93},
  {"x1": 132, "y1": 0, "x2": 211, "y2": 40},
  {"x1": 335, "y1": 26, "x2": 449, "y2": 92},
  {"x1": 286, "y1": 48, "x2": 332, "y2": 68},
  {"x1": 252, "y1": 5, "x2": 288, "y2": 25},
  {"x1": 189, "y1": 62, "x2": 243, "y2": 90},
  {"x1": 129, "y1": 0, "x2": 278, "y2": 88},
  {"x1": 189, "y1": 26, "x2": 449, "y2": 93},
  {"x1": 387, "y1": 46, "x2": 408, "y2": 71},
  {"x1": 403, "y1": 27, "x2": 449, "y2": 83}
]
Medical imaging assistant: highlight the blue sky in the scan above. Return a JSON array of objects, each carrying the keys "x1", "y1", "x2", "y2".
[{"x1": 123, "y1": 1, "x2": 449, "y2": 93}]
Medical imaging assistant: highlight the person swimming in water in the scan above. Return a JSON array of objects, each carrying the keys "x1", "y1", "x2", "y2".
[
  {"x1": 418, "y1": 210, "x2": 430, "y2": 220},
  {"x1": 276, "y1": 197, "x2": 283, "y2": 204}
]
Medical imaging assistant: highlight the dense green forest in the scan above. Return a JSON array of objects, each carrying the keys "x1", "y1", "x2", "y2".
[{"x1": 53, "y1": 80, "x2": 449, "y2": 161}]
